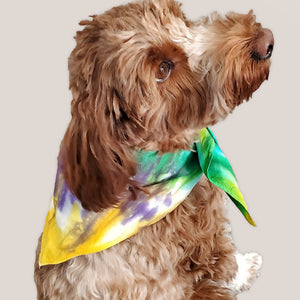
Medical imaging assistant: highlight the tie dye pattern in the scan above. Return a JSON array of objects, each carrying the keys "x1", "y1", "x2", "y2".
[{"x1": 39, "y1": 128, "x2": 254, "y2": 266}]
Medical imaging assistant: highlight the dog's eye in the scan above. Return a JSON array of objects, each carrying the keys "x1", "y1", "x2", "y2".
[{"x1": 155, "y1": 60, "x2": 174, "y2": 83}]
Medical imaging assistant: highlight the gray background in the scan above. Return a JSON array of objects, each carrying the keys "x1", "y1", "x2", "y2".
[{"x1": 1, "y1": 0, "x2": 299, "y2": 299}]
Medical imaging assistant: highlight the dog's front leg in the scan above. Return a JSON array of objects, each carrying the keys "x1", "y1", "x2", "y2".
[
  {"x1": 181, "y1": 179, "x2": 262, "y2": 299},
  {"x1": 226, "y1": 252, "x2": 262, "y2": 294}
]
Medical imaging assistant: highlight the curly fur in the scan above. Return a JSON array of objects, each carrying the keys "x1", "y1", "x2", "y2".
[{"x1": 34, "y1": 0, "x2": 272, "y2": 299}]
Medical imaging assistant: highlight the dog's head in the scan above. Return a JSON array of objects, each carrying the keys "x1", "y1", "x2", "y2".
[{"x1": 60, "y1": 0, "x2": 273, "y2": 211}]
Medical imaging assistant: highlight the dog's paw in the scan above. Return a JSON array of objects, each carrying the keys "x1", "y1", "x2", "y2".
[{"x1": 229, "y1": 252, "x2": 262, "y2": 293}]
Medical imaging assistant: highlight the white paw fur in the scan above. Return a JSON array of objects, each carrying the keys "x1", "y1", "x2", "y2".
[{"x1": 228, "y1": 252, "x2": 262, "y2": 293}]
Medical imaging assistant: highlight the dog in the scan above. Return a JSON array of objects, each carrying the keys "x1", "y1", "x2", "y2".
[{"x1": 34, "y1": 0, "x2": 273, "y2": 299}]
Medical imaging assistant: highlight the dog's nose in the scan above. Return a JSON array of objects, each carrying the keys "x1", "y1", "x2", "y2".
[{"x1": 251, "y1": 28, "x2": 274, "y2": 60}]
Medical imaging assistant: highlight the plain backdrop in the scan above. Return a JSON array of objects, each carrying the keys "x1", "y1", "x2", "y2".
[{"x1": 1, "y1": 0, "x2": 299, "y2": 299}]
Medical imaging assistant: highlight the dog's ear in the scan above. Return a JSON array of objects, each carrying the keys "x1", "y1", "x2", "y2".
[{"x1": 60, "y1": 17, "x2": 137, "y2": 212}]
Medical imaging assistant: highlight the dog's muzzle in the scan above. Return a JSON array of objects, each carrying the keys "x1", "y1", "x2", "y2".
[{"x1": 251, "y1": 28, "x2": 274, "y2": 61}]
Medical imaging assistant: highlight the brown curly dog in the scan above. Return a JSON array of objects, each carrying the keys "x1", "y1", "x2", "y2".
[{"x1": 34, "y1": 0, "x2": 273, "y2": 299}]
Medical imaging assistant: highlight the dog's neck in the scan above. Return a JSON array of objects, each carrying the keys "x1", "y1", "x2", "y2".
[{"x1": 39, "y1": 128, "x2": 254, "y2": 266}]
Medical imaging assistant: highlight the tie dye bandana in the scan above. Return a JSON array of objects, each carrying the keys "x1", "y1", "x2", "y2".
[{"x1": 39, "y1": 128, "x2": 255, "y2": 266}]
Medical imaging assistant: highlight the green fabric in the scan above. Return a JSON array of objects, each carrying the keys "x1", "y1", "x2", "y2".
[
  {"x1": 197, "y1": 128, "x2": 255, "y2": 225},
  {"x1": 39, "y1": 127, "x2": 254, "y2": 266}
]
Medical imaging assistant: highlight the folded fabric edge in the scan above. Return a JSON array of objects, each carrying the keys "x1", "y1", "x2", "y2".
[{"x1": 228, "y1": 195, "x2": 256, "y2": 226}]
